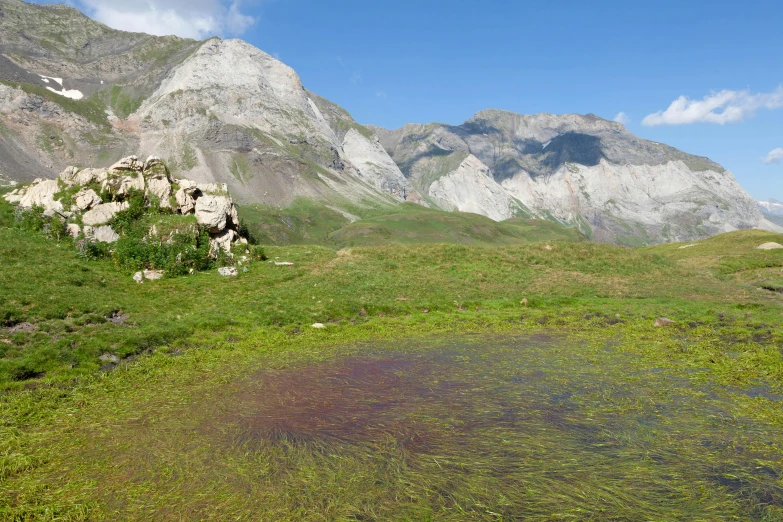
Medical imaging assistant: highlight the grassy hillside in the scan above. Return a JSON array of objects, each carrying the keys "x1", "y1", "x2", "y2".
[
  {"x1": 239, "y1": 199, "x2": 585, "y2": 247},
  {"x1": 2, "y1": 192, "x2": 783, "y2": 519}
]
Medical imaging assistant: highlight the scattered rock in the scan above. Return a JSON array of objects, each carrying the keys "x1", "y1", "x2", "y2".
[
  {"x1": 654, "y1": 317, "x2": 676, "y2": 327},
  {"x1": 143, "y1": 269, "x2": 164, "y2": 280},
  {"x1": 7, "y1": 322, "x2": 35, "y2": 333},
  {"x1": 274, "y1": 261, "x2": 294, "y2": 266},
  {"x1": 678, "y1": 244, "x2": 699, "y2": 249},
  {"x1": 99, "y1": 353, "x2": 120, "y2": 363},
  {"x1": 311, "y1": 323, "x2": 326, "y2": 329},
  {"x1": 133, "y1": 271, "x2": 144, "y2": 283},
  {"x1": 218, "y1": 266, "x2": 238, "y2": 276},
  {"x1": 756, "y1": 242, "x2": 783, "y2": 250}
]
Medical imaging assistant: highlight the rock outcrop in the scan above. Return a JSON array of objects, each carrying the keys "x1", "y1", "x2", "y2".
[{"x1": 4, "y1": 155, "x2": 243, "y2": 253}]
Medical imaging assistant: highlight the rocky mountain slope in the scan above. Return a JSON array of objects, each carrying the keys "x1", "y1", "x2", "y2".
[
  {"x1": 368, "y1": 112, "x2": 780, "y2": 244},
  {"x1": 0, "y1": 0, "x2": 778, "y2": 245},
  {"x1": 0, "y1": 0, "x2": 416, "y2": 211}
]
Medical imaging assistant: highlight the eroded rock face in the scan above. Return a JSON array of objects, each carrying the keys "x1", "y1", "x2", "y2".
[{"x1": 371, "y1": 111, "x2": 783, "y2": 243}]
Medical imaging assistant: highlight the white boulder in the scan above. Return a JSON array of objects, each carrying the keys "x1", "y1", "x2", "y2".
[
  {"x1": 91, "y1": 225, "x2": 120, "y2": 243},
  {"x1": 218, "y1": 266, "x2": 238, "y2": 276},
  {"x1": 210, "y1": 228, "x2": 238, "y2": 255},
  {"x1": 146, "y1": 177, "x2": 171, "y2": 207},
  {"x1": 72, "y1": 187, "x2": 102, "y2": 211},
  {"x1": 66, "y1": 223, "x2": 80, "y2": 239},
  {"x1": 109, "y1": 155, "x2": 144, "y2": 173},
  {"x1": 18, "y1": 179, "x2": 62, "y2": 213},
  {"x1": 195, "y1": 194, "x2": 233, "y2": 232},
  {"x1": 82, "y1": 201, "x2": 129, "y2": 226},
  {"x1": 143, "y1": 269, "x2": 164, "y2": 280},
  {"x1": 756, "y1": 242, "x2": 783, "y2": 250},
  {"x1": 174, "y1": 179, "x2": 197, "y2": 214}
]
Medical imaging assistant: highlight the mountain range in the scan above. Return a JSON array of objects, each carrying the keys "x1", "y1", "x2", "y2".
[{"x1": 0, "y1": 0, "x2": 779, "y2": 244}]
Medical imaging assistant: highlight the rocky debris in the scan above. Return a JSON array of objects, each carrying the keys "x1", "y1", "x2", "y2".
[
  {"x1": 73, "y1": 187, "x2": 102, "y2": 211},
  {"x1": 82, "y1": 201, "x2": 128, "y2": 226},
  {"x1": 311, "y1": 323, "x2": 326, "y2": 329},
  {"x1": 274, "y1": 261, "x2": 294, "y2": 266},
  {"x1": 4, "y1": 156, "x2": 244, "y2": 254},
  {"x1": 99, "y1": 353, "x2": 120, "y2": 363},
  {"x1": 654, "y1": 317, "x2": 676, "y2": 327},
  {"x1": 218, "y1": 266, "x2": 238, "y2": 276},
  {"x1": 133, "y1": 272, "x2": 144, "y2": 283},
  {"x1": 756, "y1": 242, "x2": 783, "y2": 250},
  {"x1": 678, "y1": 244, "x2": 700, "y2": 249}
]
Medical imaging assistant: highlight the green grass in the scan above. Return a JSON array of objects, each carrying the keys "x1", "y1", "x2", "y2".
[
  {"x1": 329, "y1": 208, "x2": 585, "y2": 247},
  {"x1": 1, "y1": 193, "x2": 783, "y2": 519}
]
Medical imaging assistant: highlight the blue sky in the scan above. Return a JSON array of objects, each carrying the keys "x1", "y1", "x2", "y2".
[{"x1": 32, "y1": 0, "x2": 783, "y2": 200}]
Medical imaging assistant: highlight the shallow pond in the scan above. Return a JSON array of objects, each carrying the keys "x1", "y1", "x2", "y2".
[{"x1": 81, "y1": 333, "x2": 783, "y2": 520}]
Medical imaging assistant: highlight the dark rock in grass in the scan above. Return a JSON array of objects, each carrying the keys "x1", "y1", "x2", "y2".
[
  {"x1": 99, "y1": 353, "x2": 120, "y2": 363},
  {"x1": 7, "y1": 322, "x2": 35, "y2": 333},
  {"x1": 654, "y1": 317, "x2": 676, "y2": 327},
  {"x1": 107, "y1": 311, "x2": 128, "y2": 325}
]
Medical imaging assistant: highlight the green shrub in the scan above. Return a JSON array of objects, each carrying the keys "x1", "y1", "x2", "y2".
[{"x1": 111, "y1": 224, "x2": 214, "y2": 275}]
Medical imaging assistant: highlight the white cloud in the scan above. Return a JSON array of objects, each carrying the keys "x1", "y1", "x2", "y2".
[
  {"x1": 76, "y1": 0, "x2": 255, "y2": 39},
  {"x1": 613, "y1": 112, "x2": 629, "y2": 125},
  {"x1": 763, "y1": 148, "x2": 783, "y2": 164},
  {"x1": 376, "y1": 90, "x2": 387, "y2": 99},
  {"x1": 642, "y1": 86, "x2": 783, "y2": 126},
  {"x1": 350, "y1": 71, "x2": 362, "y2": 84}
]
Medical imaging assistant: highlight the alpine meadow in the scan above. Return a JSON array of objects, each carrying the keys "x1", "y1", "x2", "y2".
[{"x1": 1, "y1": 0, "x2": 783, "y2": 520}]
